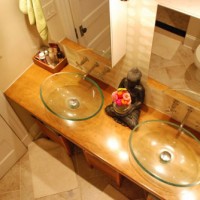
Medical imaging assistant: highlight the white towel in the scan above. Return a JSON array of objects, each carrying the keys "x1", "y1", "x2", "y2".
[
  {"x1": 19, "y1": 0, "x2": 27, "y2": 14},
  {"x1": 27, "y1": 0, "x2": 35, "y2": 25},
  {"x1": 19, "y1": 0, "x2": 48, "y2": 41}
]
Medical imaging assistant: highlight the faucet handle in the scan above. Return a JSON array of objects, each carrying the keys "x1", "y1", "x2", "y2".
[
  {"x1": 76, "y1": 56, "x2": 89, "y2": 69},
  {"x1": 165, "y1": 99, "x2": 180, "y2": 114},
  {"x1": 97, "y1": 66, "x2": 111, "y2": 80},
  {"x1": 83, "y1": 62, "x2": 99, "y2": 79}
]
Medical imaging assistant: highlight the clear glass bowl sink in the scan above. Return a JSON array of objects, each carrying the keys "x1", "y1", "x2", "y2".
[
  {"x1": 129, "y1": 120, "x2": 200, "y2": 187},
  {"x1": 40, "y1": 72, "x2": 104, "y2": 120}
]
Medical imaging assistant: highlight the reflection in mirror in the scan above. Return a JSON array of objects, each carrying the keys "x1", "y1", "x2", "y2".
[
  {"x1": 69, "y1": 0, "x2": 111, "y2": 60},
  {"x1": 149, "y1": 5, "x2": 200, "y2": 102},
  {"x1": 65, "y1": 0, "x2": 127, "y2": 68}
]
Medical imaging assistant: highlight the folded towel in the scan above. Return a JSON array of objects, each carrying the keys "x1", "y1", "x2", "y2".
[
  {"x1": 19, "y1": 0, "x2": 48, "y2": 41},
  {"x1": 32, "y1": 0, "x2": 48, "y2": 40},
  {"x1": 19, "y1": 0, "x2": 27, "y2": 14},
  {"x1": 27, "y1": 0, "x2": 35, "y2": 25}
]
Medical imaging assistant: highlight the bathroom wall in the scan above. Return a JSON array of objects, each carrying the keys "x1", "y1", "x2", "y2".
[
  {"x1": 0, "y1": 0, "x2": 157, "y2": 94},
  {"x1": 56, "y1": 0, "x2": 200, "y2": 132},
  {"x1": 1, "y1": 0, "x2": 200, "y2": 134},
  {"x1": 0, "y1": 0, "x2": 65, "y2": 92},
  {"x1": 0, "y1": 0, "x2": 67, "y2": 138},
  {"x1": 101, "y1": 0, "x2": 200, "y2": 132},
  {"x1": 64, "y1": 0, "x2": 157, "y2": 88},
  {"x1": 0, "y1": 0, "x2": 42, "y2": 91}
]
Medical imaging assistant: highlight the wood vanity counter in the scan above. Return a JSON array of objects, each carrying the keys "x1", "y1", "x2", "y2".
[{"x1": 5, "y1": 64, "x2": 200, "y2": 200}]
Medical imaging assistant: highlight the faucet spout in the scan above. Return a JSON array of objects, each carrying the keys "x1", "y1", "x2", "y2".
[
  {"x1": 83, "y1": 62, "x2": 99, "y2": 79},
  {"x1": 179, "y1": 107, "x2": 193, "y2": 130},
  {"x1": 176, "y1": 106, "x2": 193, "y2": 138}
]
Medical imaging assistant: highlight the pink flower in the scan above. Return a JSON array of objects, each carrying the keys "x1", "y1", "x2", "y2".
[
  {"x1": 111, "y1": 88, "x2": 132, "y2": 106},
  {"x1": 123, "y1": 92, "x2": 131, "y2": 101},
  {"x1": 116, "y1": 99, "x2": 122, "y2": 106},
  {"x1": 111, "y1": 91, "x2": 118, "y2": 102}
]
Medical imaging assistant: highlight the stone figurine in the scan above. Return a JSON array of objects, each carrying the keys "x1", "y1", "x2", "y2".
[{"x1": 105, "y1": 68, "x2": 145, "y2": 129}]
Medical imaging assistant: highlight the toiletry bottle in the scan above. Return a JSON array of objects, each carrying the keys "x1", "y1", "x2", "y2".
[
  {"x1": 38, "y1": 52, "x2": 47, "y2": 63},
  {"x1": 48, "y1": 48, "x2": 59, "y2": 65}
]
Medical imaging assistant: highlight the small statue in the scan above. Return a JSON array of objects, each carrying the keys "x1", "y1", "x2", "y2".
[{"x1": 105, "y1": 68, "x2": 145, "y2": 129}]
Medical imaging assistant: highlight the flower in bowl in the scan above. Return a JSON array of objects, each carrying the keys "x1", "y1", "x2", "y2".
[{"x1": 112, "y1": 88, "x2": 131, "y2": 108}]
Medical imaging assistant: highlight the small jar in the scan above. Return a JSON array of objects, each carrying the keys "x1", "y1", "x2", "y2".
[
  {"x1": 38, "y1": 52, "x2": 47, "y2": 63},
  {"x1": 113, "y1": 102, "x2": 131, "y2": 114}
]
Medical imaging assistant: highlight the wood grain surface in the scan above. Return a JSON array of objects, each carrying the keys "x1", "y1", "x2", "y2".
[{"x1": 5, "y1": 64, "x2": 200, "y2": 200}]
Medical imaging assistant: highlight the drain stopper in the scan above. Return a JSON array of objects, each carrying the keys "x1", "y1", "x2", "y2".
[
  {"x1": 160, "y1": 151, "x2": 172, "y2": 163},
  {"x1": 68, "y1": 98, "x2": 80, "y2": 109}
]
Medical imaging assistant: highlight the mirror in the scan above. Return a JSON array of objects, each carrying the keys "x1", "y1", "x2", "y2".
[
  {"x1": 148, "y1": 5, "x2": 200, "y2": 103},
  {"x1": 62, "y1": 0, "x2": 127, "y2": 67},
  {"x1": 69, "y1": 0, "x2": 111, "y2": 59}
]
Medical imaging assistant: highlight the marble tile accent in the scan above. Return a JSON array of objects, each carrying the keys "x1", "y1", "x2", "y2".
[
  {"x1": 20, "y1": 153, "x2": 35, "y2": 200},
  {"x1": 152, "y1": 32, "x2": 181, "y2": 60},
  {"x1": 0, "y1": 138, "x2": 146, "y2": 200},
  {"x1": 149, "y1": 31, "x2": 196, "y2": 91},
  {"x1": 28, "y1": 139, "x2": 78, "y2": 198},
  {"x1": 0, "y1": 161, "x2": 20, "y2": 193}
]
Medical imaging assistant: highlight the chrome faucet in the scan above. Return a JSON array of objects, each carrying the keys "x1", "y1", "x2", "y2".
[
  {"x1": 166, "y1": 99, "x2": 179, "y2": 115},
  {"x1": 83, "y1": 62, "x2": 99, "y2": 79},
  {"x1": 176, "y1": 106, "x2": 193, "y2": 139},
  {"x1": 76, "y1": 56, "x2": 89, "y2": 69},
  {"x1": 178, "y1": 106, "x2": 193, "y2": 131}
]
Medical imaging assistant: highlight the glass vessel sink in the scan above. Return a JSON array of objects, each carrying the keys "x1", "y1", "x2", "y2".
[
  {"x1": 40, "y1": 72, "x2": 104, "y2": 120},
  {"x1": 129, "y1": 120, "x2": 200, "y2": 187}
]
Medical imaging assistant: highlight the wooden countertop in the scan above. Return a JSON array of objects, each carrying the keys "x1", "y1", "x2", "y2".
[{"x1": 5, "y1": 64, "x2": 200, "y2": 200}]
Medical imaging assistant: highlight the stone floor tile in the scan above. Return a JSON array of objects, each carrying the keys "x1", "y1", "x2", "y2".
[{"x1": 0, "y1": 161, "x2": 20, "y2": 193}]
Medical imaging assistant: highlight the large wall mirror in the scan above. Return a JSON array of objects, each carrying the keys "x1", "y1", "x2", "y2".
[
  {"x1": 148, "y1": 5, "x2": 200, "y2": 103},
  {"x1": 69, "y1": 0, "x2": 111, "y2": 59},
  {"x1": 63, "y1": 0, "x2": 127, "y2": 67}
]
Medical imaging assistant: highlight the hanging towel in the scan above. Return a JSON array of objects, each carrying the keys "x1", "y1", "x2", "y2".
[
  {"x1": 19, "y1": 0, "x2": 27, "y2": 14},
  {"x1": 19, "y1": 0, "x2": 48, "y2": 41},
  {"x1": 27, "y1": 0, "x2": 35, "y2": 25}
]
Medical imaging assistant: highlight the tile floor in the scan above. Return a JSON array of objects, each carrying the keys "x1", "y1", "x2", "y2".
[
  {"x1": 0, "y1": 137, "x2": 147, "y2": 200},
  {"x1": 149, "y1": 29, "x2": 200, "y2": 101}
]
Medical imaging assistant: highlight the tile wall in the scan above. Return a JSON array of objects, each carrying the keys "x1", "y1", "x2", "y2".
[{"x1": 64, "y1": 0, "x2": 200, "y2": 133}]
